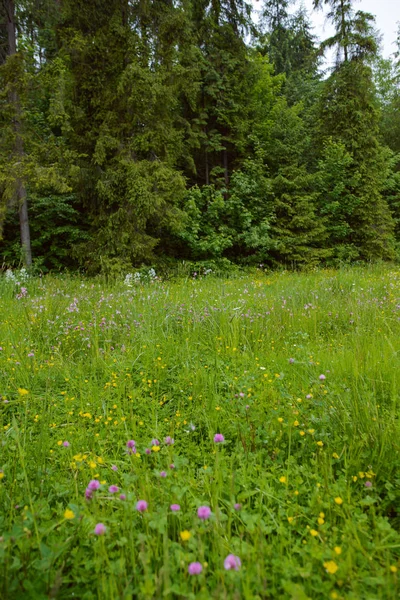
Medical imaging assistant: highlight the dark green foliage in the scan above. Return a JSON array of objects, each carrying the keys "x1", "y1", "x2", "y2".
[
  {"x1": 0, "y1": 194, "x2": 89, "y2": 270},
  {"x1": 0, "y1": 0, "x2": 399, "y2": 271}
]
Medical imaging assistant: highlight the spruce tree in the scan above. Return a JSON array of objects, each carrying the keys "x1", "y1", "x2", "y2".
[{"x1": 315, "y1": 0, "x2": 395, "y2": 261}]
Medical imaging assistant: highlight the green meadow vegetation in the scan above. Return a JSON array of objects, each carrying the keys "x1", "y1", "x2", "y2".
[{"x1": 0, "y1": 266, "x2": 399, "y2": 599}]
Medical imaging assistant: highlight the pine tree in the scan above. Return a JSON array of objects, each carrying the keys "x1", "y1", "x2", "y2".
[{"x1": 315, "y1": 0, "x2": 395, "y2": 261}]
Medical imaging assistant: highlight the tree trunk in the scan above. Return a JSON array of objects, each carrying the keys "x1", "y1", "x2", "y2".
[
  {"x1": 340, "y1": 0, "x2": 348, "y2": 62},
  {"x1": 4, "y1": 0, "x2": 32, "y2": 267}
]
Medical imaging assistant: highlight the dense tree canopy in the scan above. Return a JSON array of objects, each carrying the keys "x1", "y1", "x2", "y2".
[{"x1": 0, "y1": 0, "x2": 399, "y2": 271}]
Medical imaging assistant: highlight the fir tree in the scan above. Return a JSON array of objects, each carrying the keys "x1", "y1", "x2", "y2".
[{"x1": 315, "y1": 0, "x2": 395, "y2": 261}]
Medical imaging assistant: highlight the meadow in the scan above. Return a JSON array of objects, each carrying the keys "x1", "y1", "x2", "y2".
[{"x1": 0, "y1": 266, "x2": 399, "y2": 600}]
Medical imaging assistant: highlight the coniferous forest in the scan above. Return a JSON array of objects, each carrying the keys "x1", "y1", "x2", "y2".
[{"x1": 1, "y1": 0, "x2": 400, "y2": 273}]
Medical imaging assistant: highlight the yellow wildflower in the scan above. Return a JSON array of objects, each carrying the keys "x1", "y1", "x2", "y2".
[
  {"x1": 180, "y1": 530, "x2": 191, "y2": 541},
  {"x1": 324, "y1": 560, "x2": 338, "y2": 574},
  {"x1": 334, "y1": 497, "x2": 343, "y2": 505},
  {"x1": 334, "y1": 546, "x2": 342, "y2": 555},
  {"x1": 64, "y1": 509, "x2": 75, "y2": 520},
  {"x1": 310, "y1": 529, "x2": 319, "y2": 537},
  {"x1": 152, "y1": 445, "x2": 160, "y2": 452}
]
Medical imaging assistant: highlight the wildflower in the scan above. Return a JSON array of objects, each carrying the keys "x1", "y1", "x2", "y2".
[
  {"x1": 152, "y1": 446, "x2": 160, "y2": 453},
  {"x1": 289, "y1": 358, "x2": 295, "y2": 364},
  {"x1": 318, "y1": 517, "x2": 325, "y2": 525},
  {"x1": 214, "y1": 433, "x2": 225, "y2": 443},
  {"x1": 160, "y1": 471, "x2": 167, "y2": 478},
  {"x1": 85, "y1": 488, "x2": 93, "y2": 500},
  {"x1": 126, "y1": 439, "x2": 136, "y2": 449},
  {"x1": 224, "y1": 554, "x2": 241, "y2": 571},
  {"x1": 18, "y1": 388, "x2": 29, "y2": 396},
  {"x1": 234, "y1": 503, "x2": 242, "y2": 511},
  {"x1": 279, "y1": 476, "x2": 287, "y2": 484},
  {"x1": 0, "y1": 471, "x2": 4, "y2": 480},
  {"x1": 63, "y1": 441, "x2": 70, "y2": 447},
  {"x1": 332, "y1": 453, "x2": 339, "y2": 459},
  {"x1": 27, "y1": 352, "x2": 34, "y2": 357},
  {"x1": 317, "y1": 441, "x2": 324, "y2": 447},
  {"x1": 136, "y1": 500, "x2": 148, "y2": 512},
  {"x1": 197, "y1": 506, "x2": 211, "y2": 520},
  {"x1": 145, "y1": 448, "x2": 151, "y2": 455},
  {"x1": 310, "y1": 529, "x2": 319, "y2": 537},
  {"x1": 108, "y1": 485, "x2": 119, "y2": 493},
  {"x1": 390, "y1": 565, "x2": 398, "y2": 573},
  {"x1": 324, "y1": 560, "x2": 338, "y2": 574},
  {"x1": 64, "y1": 509, "x2": 75, "y2": 520},
  {"x1": 334, "y1": 497, "x2": 343, "y2": 505},
  {"x1": 188, "y1": 562, "x2": 202, "y2": 575},
  {"x1": 169, "y1": 463, "x2": 175, "y2": 469},
  {"x1": 365, "y1": 481, "x2": 372, "y2": 488},
  {"x1": 319, "y1": 374, "x2": 326, "y2": 381},
  {"x1": 151, "y1": 439, "x2": 160, "y2": 446},
  {"x1": 334, "y1": 546, "x2": 342, "y2": 555},
  {"x1": 170, "y1": 504, "x2": 180, "y2": 512},
  {"x1": 278, "y1": 417, "x2": 283, "y2": 423},
  {"x1": 164, "y1": 436, "x2": 174, "y2": 446},
  {"x1": 87, "y1": 480, "x2": 100, "y2": 491},
  {"x1": 111, "y1": 465, "x2": 118, "y2": 471},
  {"x1": 94, "y1": 523, "x2": 106, "y2": 536},
  {"x1": 180, "y1": 530, "x2": 191, "y2": 541},
  {"x1": 119, "y1": 494, "x2": 126, "y2": 501},
  {"x1": 287, "y1": 516, "x2": 294, "y2": 523}
]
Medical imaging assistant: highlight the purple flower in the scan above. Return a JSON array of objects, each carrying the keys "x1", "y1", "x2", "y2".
[
  {"x1": 239, "y1": 392, "x2": 245, "y2": 398},
  {"x1": 214, "y1": 433, "x2": 225, "y2": 443},
  {"x1": 169, "y1": 463, "x2": 175, "y2": 469},
  {"x1": 87, "y1": 479, "x2": 100, "y2": 491},
  {"x1": 85, "y1": 488, "x2": 93, "y2": 500},
  {"x1": 108, "y1": 485, "x2": 119, "y2": 493},
  {"x1": 306, "y1": 394, "x2": 312, "y2": 399},
  {"x1": 224, "y1": 554, "x2": 241, "y2": 571},
  {"x1": 188, "y1": 562, "x2": 202, "y2": 575},
  {"x1": 28, "y1": 352, "x2": 34, "y2": 357},
  {"x1": 136, "y1": 500, "x2": 148, "y2": 512},
  {"x1": 289, "y1": 358, "x2": 295, "y2": 364},
  {"x1": 319, "y1": 374, "x2": 326, "y2": 381},
  {"x1": 119, "y1": 494, "x2": 126, "y2": 501},
  {"x1": 151, "y1": 439, "x2": 160, "y2": 446},
  {"x1": 234, "y1": 503, "x2": 242, "y2": 511},
  {"x1": 94, "y1": 523, "x2": 106, "y2": 536},
  {"x1": 197, "y1": 506, "x2": 211, "y2": 520},
  {"x1": 160, "y1": 471, "x2": 167, "y2": 478},
  {"x1": 164, "y1": 436, "x2": 174, "y2": 446},
  {"x1": 63, "y1": 441, "x2": 70, "y2": 447},
  {"x1": 145, "y1": 448, "x2": 151, "y2": 455},
  {"x1": 126, "y1": 440, "x2": 136, "y2": 449},
  {"x1": 365, "y1": 481, "x2": 372, "y2": 488},
  {"x1": 170, "y1": 504, "x2": 180, "y2": 512},
  {"x1": 111, "y1": 465, "x2": 118, "y2": 472}
]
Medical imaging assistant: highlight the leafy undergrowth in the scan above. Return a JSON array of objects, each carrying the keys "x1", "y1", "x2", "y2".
[{"x1": 0, "y1": 266, "x2": 399, "y2": 599}]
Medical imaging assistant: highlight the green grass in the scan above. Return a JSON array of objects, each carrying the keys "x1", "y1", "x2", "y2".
[{"x1": 0, "y1": 266, "x2": 399, "y2": 599}]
